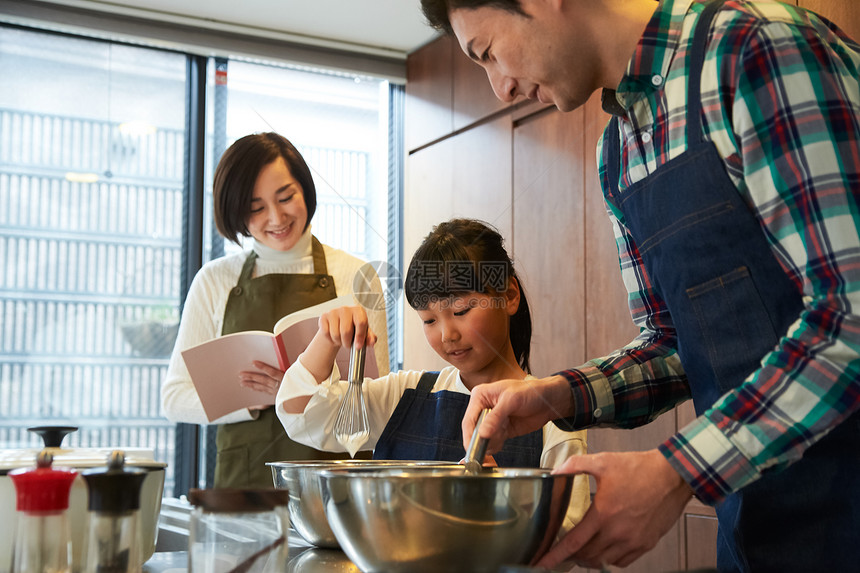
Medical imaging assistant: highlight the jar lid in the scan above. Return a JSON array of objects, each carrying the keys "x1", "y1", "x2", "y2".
[
  {"x1": 9, "y1": 450, "x2": 78, "y2": 512},
  {"x1": 188, "y1": 488, "x2": 289, "y2": 513},
  {"x1": 82, "y1": 451, "x2": 147, "y2": 513}
]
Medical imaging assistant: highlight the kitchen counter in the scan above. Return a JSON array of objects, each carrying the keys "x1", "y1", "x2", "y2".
[
  {"x1": 149, "y1": 498, "x2": 576, "y2": 572},
  {"x1": 143, "y1": 528, "x2": 560, "y2": 572},
  {"x1": 143, "y1": 529, "x2": 359, "y2": 572}
]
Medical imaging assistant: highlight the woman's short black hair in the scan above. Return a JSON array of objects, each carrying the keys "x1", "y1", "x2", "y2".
[
  {"x1": 405, "y1": 218, "x2": 533, "y2": 373},
  {"x1": 212, "y1": 132, "x2": 317, "y2": 244}
]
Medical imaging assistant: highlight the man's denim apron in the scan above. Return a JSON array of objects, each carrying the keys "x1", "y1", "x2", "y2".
[
  {"x1": 373, "y1": 371, "x2": 543, "y2": 466},
  {"x1": 603, "y1": 1, "x2": 860, "y2": 570}
]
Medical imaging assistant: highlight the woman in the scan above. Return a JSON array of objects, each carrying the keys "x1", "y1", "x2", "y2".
[{"x1": 162, "y1": 132, "x2": 389, "y2": 488}]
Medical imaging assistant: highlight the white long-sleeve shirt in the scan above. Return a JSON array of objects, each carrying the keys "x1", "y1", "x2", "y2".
[
  {"x1": 277, "y1": 362, "x2": 590, "y2": 531},
  {"x1": 161, "y1": 227, "x2": 389, "y2": 425}
]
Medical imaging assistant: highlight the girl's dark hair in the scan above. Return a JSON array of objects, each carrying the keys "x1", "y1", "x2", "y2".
[
  {"x1": 213, "y1": 132, "x2": 317, "y2": 244},
  {"x1": 405, "y1": 218, "x2": 532, "y2": 373},
  {"x1": 421, "y1": 0, "x2": 528, "y2": 35}
]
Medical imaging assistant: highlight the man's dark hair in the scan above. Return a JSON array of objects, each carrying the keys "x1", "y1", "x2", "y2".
[{"x1": 421, "y1": 0, "x2": 528, "y2": 35}]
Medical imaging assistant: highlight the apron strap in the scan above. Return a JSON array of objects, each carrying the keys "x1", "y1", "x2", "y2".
[
  {"x1": 310, "y1": 236, "x2": 328, "y2": 275},
  {"x1": 416, "y1": 371, "x2": 440, "y2": 397},
  {"x1": 237, "y1": 251, "x2": 258, "y2": 286},
  {"x1": 605, "y1": 0, "x2": 726, "y2": 197},
  {"x1": 687, "y1": 0, "x2": 726, "y2": 143}
]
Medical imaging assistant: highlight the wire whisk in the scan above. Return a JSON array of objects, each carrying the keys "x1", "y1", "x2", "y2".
[{"x1": 334, "y1": 344, "x2": 369, "y2": 457}]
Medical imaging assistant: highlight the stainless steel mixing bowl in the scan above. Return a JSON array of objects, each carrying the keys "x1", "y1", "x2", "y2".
[
  {"x1": 267, "y1": 460, "x2": 456, "y2": 548},
  {"x1": 318, "y1": 466, "x2": 573, "y2": 573}
]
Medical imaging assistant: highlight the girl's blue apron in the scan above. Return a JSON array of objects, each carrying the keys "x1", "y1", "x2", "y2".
[
  {"x1": 602, "y1": 1, "x2": 860, "y2": 570},
  {"x1": 373, "y1": 371, "x2": 543, "y2": 467},
  {"x1": 215, "y1": 237, "x2": 358, "y2": 488}
]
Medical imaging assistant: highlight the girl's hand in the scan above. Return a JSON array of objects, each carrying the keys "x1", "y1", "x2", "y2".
[{"x1": 318, "y1": 305, "x2": 378, "y2": 349}]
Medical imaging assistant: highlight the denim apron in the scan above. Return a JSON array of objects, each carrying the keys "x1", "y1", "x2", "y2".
[
  {"x1": 373, "y1": 371, "x2": 543, "y2": 466},
  {"x1": 215, "y1": 236, "x2": 353, "y2": 488},
  {"x1": 602, "y1": 1, "x2": 860, "y2": 570}
]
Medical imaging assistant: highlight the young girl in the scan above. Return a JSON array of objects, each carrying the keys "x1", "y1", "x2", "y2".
[{"x1": 276, "y1": 218, "x2": 589, "y2": 530}]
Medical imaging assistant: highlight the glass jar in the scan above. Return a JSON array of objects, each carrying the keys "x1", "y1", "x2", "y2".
[
  {"x1": 188, "y1": 489, "x2": 290, "y2": 573},
  {"x1": 81, "y1": 451, "x2": 147, "y2": 573},
  {"x1": 9, "y1": 451, "x2": 78, "y2": 573}
]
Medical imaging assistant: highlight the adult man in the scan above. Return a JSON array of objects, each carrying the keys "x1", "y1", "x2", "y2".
[{"x1": 420, "y1": 0, "x2": 860, "y2": 570}]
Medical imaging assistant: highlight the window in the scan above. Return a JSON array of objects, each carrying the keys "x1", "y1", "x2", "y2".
[
  {"x1": 202, "y1": 59, "x2": 390, "y2": 268},
  {"x1": 0, "y1": 25, "x2": 400, "y2": 496},
  {"x1": 0, "y1": 27, "x2": 186, "y2": 495}
]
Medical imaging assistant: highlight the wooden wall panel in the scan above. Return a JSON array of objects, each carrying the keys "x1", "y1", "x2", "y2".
[
  {"x1": 512, "y1": 106, "x2": 587, "y2": 378},
  {"x1": 402, "y1": 115, "x2": 513, "y2": 370},
  {"x1": 405, "y1": 36, "x2": 453, "y2": 152},
  {"x1": 799, "y1": 0, "x2": 860, "y2": 41},
  {"x1": 684, "y1": 513, "x2": 719, "y2": 570},
  {"x1": 451, "y1": 115, "x2": 514, "y2": 239},
  {"x1": 403, "y1": 139, "x2": 455, "y2": 370}
]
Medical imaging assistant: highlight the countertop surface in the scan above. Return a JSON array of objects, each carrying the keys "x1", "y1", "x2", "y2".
[
  {"x1": 142, "y1": 528, "x2": 557, "y2": 572},
  {"x1": 143, "y1": 529, "x2": 355, "y2": 572}
]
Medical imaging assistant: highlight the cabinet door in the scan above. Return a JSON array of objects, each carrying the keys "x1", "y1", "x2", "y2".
[
  {"x1": 799, "y1": 0, "x2": 860, "y2": 40},
  {"x1": 513, "y1": 106, "x2": 587, "y2": 376},
  {"x1": 403, "y1": 139, "x2": 455, "y2": 370},
  {"x1": 406, "y1": 36, "x2": 453, "y2": 152},
  {"x1": 402, "y1": 115, "x2": 513, "y2": 370}
]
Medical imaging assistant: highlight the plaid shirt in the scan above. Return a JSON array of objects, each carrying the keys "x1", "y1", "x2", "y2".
[{"x1": 557, "y1": 0, "x2": 860, "y2": 504}]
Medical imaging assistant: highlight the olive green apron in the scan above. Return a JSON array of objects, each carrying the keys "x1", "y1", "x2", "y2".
[{"x1": 214, "y1": 236, "x2": 355, "y2": 488}]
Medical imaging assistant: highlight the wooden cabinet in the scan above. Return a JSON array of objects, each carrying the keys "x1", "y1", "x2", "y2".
[
  {"x1": 403, "y1": 114, "x2": 512, "y2": 370},
  {"x1": 512, "y1": 106, "x2": 587, "y2": 376},
  {"x1": 798, "y1": 0, "x2": 860, "y2": 40},
  {"x1": 405, "y1": 36, "x2": 453, "y2": 151}
]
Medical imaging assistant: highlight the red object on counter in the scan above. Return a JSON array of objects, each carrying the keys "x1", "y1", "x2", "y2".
[{"x1": 9, "y1": 451, "x2": 78, "y2": 512}]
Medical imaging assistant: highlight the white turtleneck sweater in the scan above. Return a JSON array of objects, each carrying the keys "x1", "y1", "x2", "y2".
[{"x1": 161, "y1": 227, "x2": 390, "y2": 425}]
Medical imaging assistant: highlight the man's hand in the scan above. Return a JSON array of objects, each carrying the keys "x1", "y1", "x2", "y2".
[
  {"x1": 539, "y1": 450, "x2": 694, "y2": 569},
  {"x1": 462, "y1": 375, "x2": 574, "y2": 453}
]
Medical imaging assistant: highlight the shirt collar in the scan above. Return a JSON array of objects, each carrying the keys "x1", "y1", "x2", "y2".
[
  {"x1": 612, "y1": 0, "x2": 697, "y2": 112},
  {"x1": 252, "y1": 224, "x2": 313, "y2": 263}
]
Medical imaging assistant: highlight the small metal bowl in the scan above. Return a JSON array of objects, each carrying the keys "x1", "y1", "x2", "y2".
[
  {"x1": 267, "y1": 460, "x2": 456, "y2": 548},
  {"x1": 318, "y1": 466, "x2": 573, "y2": 573}
]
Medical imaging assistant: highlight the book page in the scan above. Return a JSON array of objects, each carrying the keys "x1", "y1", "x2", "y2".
[
  {"x1": 182, "y1": 331, "x2": 279, "y2": 422},
  {"x1": 273, "y1": 294, "x2": 380, "y2": 379},
  {"x1": 272, "y1": 294, "x2": 355, "y2": 335}
]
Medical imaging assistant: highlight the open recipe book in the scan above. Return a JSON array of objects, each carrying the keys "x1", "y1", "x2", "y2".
[{"x1": 182, "y1": 294, "x2": 378, "y2": 422}]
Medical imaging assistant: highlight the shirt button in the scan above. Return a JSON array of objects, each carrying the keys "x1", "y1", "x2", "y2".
[
  {"x1": 232, "y1": 286, "x2": 243, "y2": 296},
  {"x1": 593, "y1": 408, "x2": 603, "y2": 418},
  {"x1": 651, "y1": 74, "x2": 664, "y2": 86},
  {"x1": 641, "y1": 131, "x2": 652, "y2": 143}
]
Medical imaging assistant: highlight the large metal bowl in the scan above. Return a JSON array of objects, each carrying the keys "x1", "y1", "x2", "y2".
[
  {"x1": 318, "y1": 466, "x2": 573, "y2": 573},
  {"x1": 267, "y1": 460, "x2": 456, "y2": 548}
]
